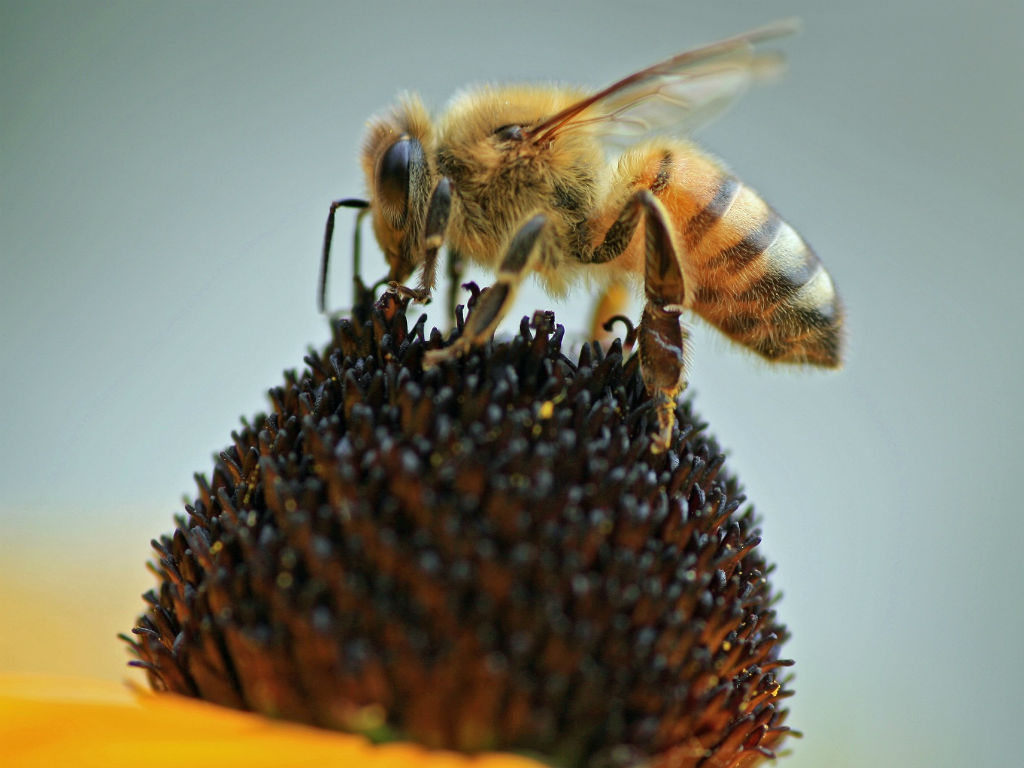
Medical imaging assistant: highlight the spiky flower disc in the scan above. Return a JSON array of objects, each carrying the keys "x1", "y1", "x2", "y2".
[{"x1": 127, "y1": 290, "x2": 794, "y2": 767}]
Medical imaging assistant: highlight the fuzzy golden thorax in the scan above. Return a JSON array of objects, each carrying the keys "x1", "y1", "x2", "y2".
[{"x1": 434, "y1": 85, "x2": 606, "y2": 274}]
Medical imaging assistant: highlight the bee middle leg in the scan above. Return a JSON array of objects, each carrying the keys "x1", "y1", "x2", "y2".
[
  {"x1": 424, "y1": 213, "x2": 548, "y2": 367},
  {"x1": 584, "y1": 186, "x2": 648, "y2": 341}
]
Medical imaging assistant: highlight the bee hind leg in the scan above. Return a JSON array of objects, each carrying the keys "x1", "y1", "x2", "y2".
[
  {"x1": 636, "y1": 190, "x2": 688, "y2": 453},
  {"x1": 424, "y1": 213, "x2": 548, "y2": 367},
  {"x1": 584, "y1": 187, "x2": 688, "y2": 450}
]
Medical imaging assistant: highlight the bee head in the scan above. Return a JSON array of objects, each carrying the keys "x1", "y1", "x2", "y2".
[{"x1": 360, "y1": 96, "x2": 436, "y2": 282}]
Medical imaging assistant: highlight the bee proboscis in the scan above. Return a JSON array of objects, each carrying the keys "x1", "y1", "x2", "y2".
[{"x1": 322, "y1": 19, "x2": 842, "y2": 451}]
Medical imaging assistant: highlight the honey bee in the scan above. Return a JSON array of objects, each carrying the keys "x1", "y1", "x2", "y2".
[{"x1": 321, "y1": 20, "x2": 842, "y2": 451}]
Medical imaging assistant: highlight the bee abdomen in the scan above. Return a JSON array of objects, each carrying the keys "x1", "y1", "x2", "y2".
[{"x1": 686, "y1": 178, "x2": 843, "y2": 368}]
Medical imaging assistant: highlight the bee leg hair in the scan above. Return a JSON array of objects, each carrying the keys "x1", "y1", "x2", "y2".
[{"x1": 424, "y1": 213, "x2": 548, "y2": 367}]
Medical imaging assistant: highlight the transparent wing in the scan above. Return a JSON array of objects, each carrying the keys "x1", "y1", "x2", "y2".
[{"x1": 526, "y1": 19, "x2": 799, "y2": 146}]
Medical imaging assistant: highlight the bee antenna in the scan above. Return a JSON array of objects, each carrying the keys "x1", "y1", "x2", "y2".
[{"x1": 319, "y1": 198, "x2": 370, "y2": 313}]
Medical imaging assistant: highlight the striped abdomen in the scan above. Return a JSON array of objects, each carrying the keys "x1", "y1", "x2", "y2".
[{"x1": 622, "y1": 140, "x2": 843, "y2": 367}]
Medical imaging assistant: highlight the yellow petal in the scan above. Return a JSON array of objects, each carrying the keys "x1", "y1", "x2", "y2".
[{"x1": 0, "y1": 674, "x2": 543, "y2": 768}]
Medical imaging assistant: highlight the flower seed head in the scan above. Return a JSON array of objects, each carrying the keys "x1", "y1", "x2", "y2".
[{"x1": 127, "y1": 289, "x2": 794, "y2": 767}]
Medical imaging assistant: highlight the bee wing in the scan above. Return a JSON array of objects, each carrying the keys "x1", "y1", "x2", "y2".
[{"x1": 526, "y1": 19, "x2": 798, "y2": 145}]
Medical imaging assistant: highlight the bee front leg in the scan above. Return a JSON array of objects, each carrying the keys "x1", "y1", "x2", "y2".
[
  {"x1": 636, "y1": 190, "x2": 688, "y2": 453},
  {"x1": 389, "y1": 176, "x2": 453, "y2": 303},
  {"x1": 424, "y1": 214, "x2": 548, "y2": 367}
]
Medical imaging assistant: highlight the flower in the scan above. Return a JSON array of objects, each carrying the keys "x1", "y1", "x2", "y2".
[
  {"x1": 10, "y1": 288, "x2": 794, "y2": 767},
  {"x1": 0, "y1": 673, "x2": 535, "y2": 768}
]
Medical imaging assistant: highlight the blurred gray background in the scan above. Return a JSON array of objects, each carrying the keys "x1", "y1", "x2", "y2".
[{"x1": 2, "y1": 2, "x2": 1021, "y2": 766}]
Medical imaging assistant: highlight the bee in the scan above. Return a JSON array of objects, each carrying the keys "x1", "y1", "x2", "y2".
[{"x1": 321, "y1": 20, "x2": 842, "y2": 452}]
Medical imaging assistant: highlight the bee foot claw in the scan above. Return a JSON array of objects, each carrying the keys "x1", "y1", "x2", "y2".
[{"x1": 388, "y1": 282, "x2": 431, "y2": 302}]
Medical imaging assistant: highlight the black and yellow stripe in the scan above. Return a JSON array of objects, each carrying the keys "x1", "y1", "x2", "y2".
[{"x1": 679, "y1": 170, "x2": 842, "y2": 367}]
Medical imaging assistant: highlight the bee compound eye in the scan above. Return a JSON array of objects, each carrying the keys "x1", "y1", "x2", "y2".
[{"x1": 377, "y1": 137, "x2": 420, "y2": 228}]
